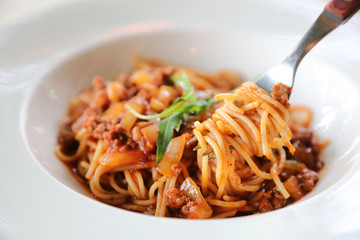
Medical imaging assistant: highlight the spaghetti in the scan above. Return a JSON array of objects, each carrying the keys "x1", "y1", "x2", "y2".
[{"x1": 55, "y1": 59, "x2": 324, "y2": 218}]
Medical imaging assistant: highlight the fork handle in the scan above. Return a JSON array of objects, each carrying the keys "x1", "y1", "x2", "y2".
[
  {"x1": 287, "y1": 0, "x2": 359, "y2": 67},
  {"x1": 325, "y1": 0, "x2": 360, "y2": 22}
]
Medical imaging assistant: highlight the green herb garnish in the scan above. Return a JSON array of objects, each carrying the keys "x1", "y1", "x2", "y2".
[
  {"x1": 125, "y1": 70, "x2": 218, "y2": 163},
  {"x1": 156, "y1": 97, "x2": 217, "y2": 163},
  {"x1": 126, "y1": 97, "x2": 185, "y2": 120},
  {"x1": 156, "y1": 112, "x2": 183, "y2": 162},
  {"x1": 183, "y1": 97, "x2": 218, "y2": 117},
  {"x1": 171, "y1": 70, "x2": 197, "y2": 103},
  {"x1": 126, "y1": 70, "x2": 196, "y2": 120}
]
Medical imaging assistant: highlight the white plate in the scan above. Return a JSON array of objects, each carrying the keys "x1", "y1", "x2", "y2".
[{"x1": 1, "y1": 0, "x2": 360, "y2": 239}]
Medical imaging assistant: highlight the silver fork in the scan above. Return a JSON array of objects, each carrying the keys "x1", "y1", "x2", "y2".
[{"x1": 256, "y1": 0, "x2": 360, "y2": 95}]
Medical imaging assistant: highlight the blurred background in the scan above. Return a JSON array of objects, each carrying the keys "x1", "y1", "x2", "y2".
[{"x1": 0, "y1": 0, "x2": 77, "y2": 26}]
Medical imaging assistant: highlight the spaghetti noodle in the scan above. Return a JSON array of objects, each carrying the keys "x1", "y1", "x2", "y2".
[{"x1": 55, "y1": 59, "x2": 324, "y2": 218}]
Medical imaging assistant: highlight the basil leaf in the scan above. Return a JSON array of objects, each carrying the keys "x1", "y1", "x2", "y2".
[{"x1": 156, "y1": 112, "x2": 183, "y2": 163}]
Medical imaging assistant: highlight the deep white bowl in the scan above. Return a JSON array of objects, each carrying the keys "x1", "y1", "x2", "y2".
[{"x1": 1, "y1": 0, "x2": 360, "y2": 239}]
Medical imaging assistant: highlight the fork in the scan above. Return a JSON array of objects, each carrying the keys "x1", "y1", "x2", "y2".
[{"x1": 255, "y1": 0, "x2": 360, "y2": 95}]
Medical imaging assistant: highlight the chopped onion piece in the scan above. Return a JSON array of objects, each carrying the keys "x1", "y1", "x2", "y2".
[
  {"x1": 106, "y1": 81, "x2": 126, "y2": 102},
  {"x1": 157, "y1": 135, "x2": 186, "y2": 177},
  {"x1": 150, "y1": 97, "x2": 166, "y2": 111},
  {"x1": 101, "y1": 102, "x2": 126, "y2": 120},
  {"x1": 120, "y1": 99, "x2": 144, "y2": 131},
  {"x1": 99, "y1": 148, "x2": 154, "y2": 170},
  {"x1": 132, "y1": 72, "x2": 151, "y2": 85},
  {"x1": 141, "y1": 124, "x2": 159, "y2": 147},
  {"x1": 284, "y1": 176, "x2": 304, "y2": 200},
  {"x1": 180, "y1": 177, "x2": 213, "y2": 219},
  {"x1": 158, "y1": 85, "x2": 176, "y2": 106}
]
